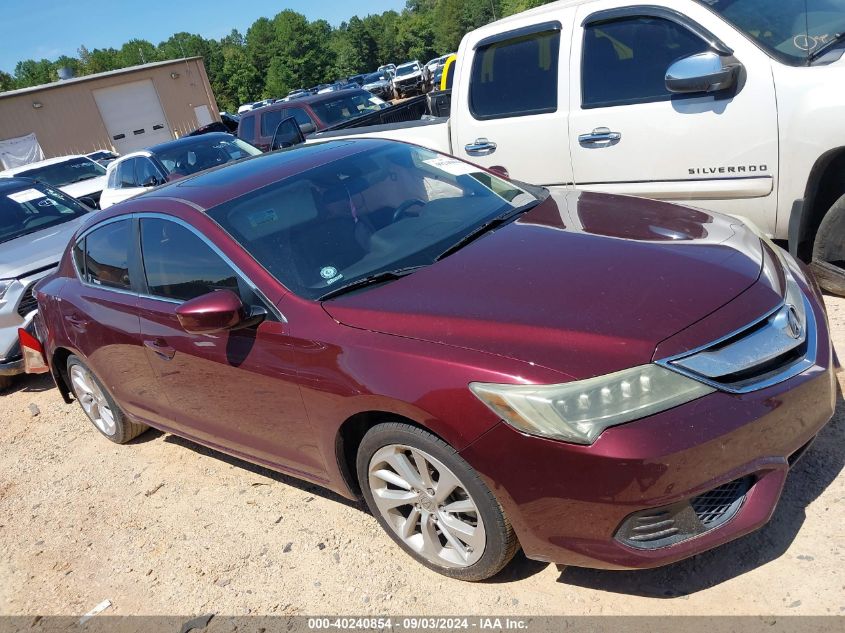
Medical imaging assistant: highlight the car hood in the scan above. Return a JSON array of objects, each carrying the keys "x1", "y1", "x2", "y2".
[
  {"x1": 59, "y1": 175, "x2": 107, "y2": 199},
  {"x1": 322, "y1": 190, "x2": 768, "y2": 380},
  {"x1": 0, "y1": 216, "x2": 85, "y2": 279}
]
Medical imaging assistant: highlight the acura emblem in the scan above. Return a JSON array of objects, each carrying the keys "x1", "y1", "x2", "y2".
[{"x1": 785, "y1": 305, "x2": 803, "y2": 340}]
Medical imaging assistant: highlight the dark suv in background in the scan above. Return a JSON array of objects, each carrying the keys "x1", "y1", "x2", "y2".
[{"x1": 238, "y1": 89, "x2": 390, "y2": 151}]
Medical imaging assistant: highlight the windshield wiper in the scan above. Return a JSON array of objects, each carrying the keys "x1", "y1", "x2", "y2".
[
  {"x1": 435, "y1": 200, "x2": 539, "y2": 262},
  {"x1": 809, "y1": 31, "x2": 845, "y2": 61},
  {"x1": 319, "y1": 265, "x2": 426, "y2": 301}
]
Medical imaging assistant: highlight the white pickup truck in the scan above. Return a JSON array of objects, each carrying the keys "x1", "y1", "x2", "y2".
[{"x1": 316, "y1": 0, "x2": 845, "y2": 293}]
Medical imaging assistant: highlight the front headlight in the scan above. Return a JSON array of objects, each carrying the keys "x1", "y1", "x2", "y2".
[
  {"x1": 469, "y1": 364, "x2": 714, "y2": 445},
  {"x1": 0, "y1": 279, "x2": 14, "y2": 302}
]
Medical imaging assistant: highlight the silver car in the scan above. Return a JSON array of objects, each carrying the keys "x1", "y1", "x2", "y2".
[{"x1": 0, "y1": 178, "x2": 90, "y2": 389}]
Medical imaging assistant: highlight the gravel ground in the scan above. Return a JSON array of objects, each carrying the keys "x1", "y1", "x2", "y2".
[{"x1": 0, "y1": 297, "x2": 843, "y2": 619}]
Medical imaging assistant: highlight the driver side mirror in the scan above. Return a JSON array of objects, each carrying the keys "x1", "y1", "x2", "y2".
[
  {"x1": 141, "y1": 175, "x2": 161, "y2": 188},
  {"x1": 299, "y1": 122, "x2": 316, "y2": 135},
  {"x1": 271, "y1": 116, "x2": 306, "y2": 151},
  {"x1": 175, "y1": 290, "x2": 266, "y2": 334},
  {"x1": 665, "y1": 51, "x2": 741, "y2": 94}
]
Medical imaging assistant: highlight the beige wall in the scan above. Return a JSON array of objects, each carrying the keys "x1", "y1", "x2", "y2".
[{"x1": 0, "y1": 58, "x2": 220, "y2": 158}]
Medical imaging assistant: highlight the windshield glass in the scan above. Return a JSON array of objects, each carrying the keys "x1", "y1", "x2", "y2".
[
  {"x1": 0, "y1": 183, "x2": 89, "y2": 244},
  {"x1": 155, "y1": 137, "x2": 261, "y2": 178},
  {"x1": 696, "y1": 0, "x2": 845, "y2": 63},
  {"x1": 364, "y1": 72, "x2": 387, "y2": 83},
  {"x1": 207, "y1": 143, "x2": 537, "y2": 300},
  {"x1": 396, "y1": 64, "x2": 419, "y2": 76},
  {"x1": 310, "y1": 92, "x2": 388, "y2": 126},
  {"x1": 15, "y1": 157, "x2": 105, "y2": 187}
]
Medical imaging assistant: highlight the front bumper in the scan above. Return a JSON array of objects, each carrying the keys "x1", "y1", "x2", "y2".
[{"x1": 460, "y1": 291, "x2": 837, "y2": 570}]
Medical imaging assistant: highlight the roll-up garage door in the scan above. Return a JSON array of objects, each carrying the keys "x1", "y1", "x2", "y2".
[{"x1": 93, "y1": 80, "x2": 173, "y2": 154}]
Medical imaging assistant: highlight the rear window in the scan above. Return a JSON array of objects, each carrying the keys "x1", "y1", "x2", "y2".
[
  {"x1": 14, "y1": 157, "x2": 105, "y2": 188},
  {"x1": 469, "y1": 29, "x2": 560, "y2": 119},
  {"x1": 0, "y1": 184, "x2": 88, "y2": 244},
  {"x1": 239, "y1": 115, "x2": 256, "y2": 142},
  {"x1": 310, "y1": 92, "x2": 388, "y2": 126}
]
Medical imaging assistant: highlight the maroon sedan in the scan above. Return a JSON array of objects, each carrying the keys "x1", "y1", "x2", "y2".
[{"x1": 27, "y1": 139, "x2": 837, "y2": 581}]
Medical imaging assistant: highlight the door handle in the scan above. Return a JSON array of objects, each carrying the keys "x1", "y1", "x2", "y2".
[
  {"x1": 578, "y1": 127, "x2": 622, "y2": 146},
  {"x1": 144, "y1": 338, "x2": 176, "y2": 361},
  {"x1": 464, "y1": 138, "x2": 497, "y2": 156}
]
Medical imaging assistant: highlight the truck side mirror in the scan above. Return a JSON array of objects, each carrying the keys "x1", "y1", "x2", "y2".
[
  {"x1": 299, "y1": 122, "x2": 316, "y2": 135},
  {"x1": 271, "y1": 116, "x2": 306, "y2": 151},
  {"x1": 665, "y1": 52, "x2": 741, "y2": 94}
]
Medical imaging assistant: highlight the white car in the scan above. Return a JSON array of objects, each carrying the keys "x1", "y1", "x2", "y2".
[
  {"x1": 0, "y1": 155, "x2": 108, "y2": 208},
  {"x1": 100, "y1": 132, "x2": 261, "y2": 209}
]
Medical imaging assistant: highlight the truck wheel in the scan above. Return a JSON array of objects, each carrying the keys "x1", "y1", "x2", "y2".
[
  {"x1": 66, "y1": 355, "x2": 149, "y2": 443},
  {"x1": 357, "y1": 422, "x2": 519, "y2": 581},
  {"x1": 811, "y1": 193, "x2": 845, "y2": 297}
]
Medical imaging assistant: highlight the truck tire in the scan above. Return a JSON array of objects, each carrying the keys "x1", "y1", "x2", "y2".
[{"x1": 811, "y1": 193, "x2": 845, "y2": 297}]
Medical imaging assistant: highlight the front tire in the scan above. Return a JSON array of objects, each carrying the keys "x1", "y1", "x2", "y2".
[
  {"x1": 66, "y1": 355, "x2": 148, "y2": 443},
  {"x1": 357, "y1": 422, "x2": 518, "y2": 581},
  {"x1": 811, "y1": 193, "x2": 845, "y2": 296}
]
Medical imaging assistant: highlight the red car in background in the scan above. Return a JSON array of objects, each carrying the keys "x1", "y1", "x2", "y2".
[{"x1": 28, "y1": 139, "x2": 837, "y2": 581}]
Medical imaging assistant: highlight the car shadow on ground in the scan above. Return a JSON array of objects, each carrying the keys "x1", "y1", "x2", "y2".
[
  {"x1": 557, "y1": 383, "x2": 845, "y2": 598},
  {"x1": 0, "y1": 372, "x2": 55, "y2": 396},
  {"x1": 161, "y1": 432, "x2": 364, "y2": 510}
]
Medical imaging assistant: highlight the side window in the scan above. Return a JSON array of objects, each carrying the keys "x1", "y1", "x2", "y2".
[
  {"x1": 84, "y1": 220, "x2": 133, "y2": 290},
  {"x1": 469, "y1": 29, "x2": 560, "y2": 119},
  {"x1": 239, "y1": 115, "x2": 256, "y2": 142},
  {"x1": 286, "y1": 107, "x2": 315, "y2": 129},
  {"x1": 117, "y1": 158, "x2": 138, "y2": 188},
  {"x1": 582, "y1": 17, "x2": 710, "y2": 108},
  {"x1": 260, "y1": 109, "x2": 284, "y2": 137},
  {"x1": 107, "y1": 167, "x2": 119, "y2": 189},
  {"x1": 135, "y1": 158, "x2": 161, "y2": 187},
  {"x1": 72, "y1": 237, "x2": 86, "y2": 277},
  {"x1": 140, "y1": 218, "x2": 259, "y2": 305}
]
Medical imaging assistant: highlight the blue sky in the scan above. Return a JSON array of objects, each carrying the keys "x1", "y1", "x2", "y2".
[{"x1": 0, "y1": 0, "x2": 407, "y2": 74}]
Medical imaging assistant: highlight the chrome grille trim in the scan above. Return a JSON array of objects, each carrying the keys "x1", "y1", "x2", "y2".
[{"x1": 657, "y1": 294, "x2": 817, "y2": 394}]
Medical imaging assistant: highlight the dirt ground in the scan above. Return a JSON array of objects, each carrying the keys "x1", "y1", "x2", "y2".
[{"x1": 0, "y1": 298, "x2": 843, "y2": 619}]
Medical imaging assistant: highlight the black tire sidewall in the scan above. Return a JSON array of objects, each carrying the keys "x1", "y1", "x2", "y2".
[
  {"x1": 66, "y1": 355, "x2": 129, "y2": 443},
  {"x1": 812, "y1": 193, "x2": 845, "y2": 296},
  {"x1": 356, "y1": 422, "x2": 515, "y2": 581}
]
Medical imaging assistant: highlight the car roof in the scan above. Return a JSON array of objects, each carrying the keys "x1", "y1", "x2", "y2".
[
  {"x1": 137, "y1": 138, "x2": 390, "y2": 212},
  {"x1": 0, "y1": 176, "x2": 37, "y2": 193},
  {"x1": 246, "y1": 89, "x2": 371, "y2": 114},
  {"x1": 146, "y1": 132, "x2": 236, "y2": 154},
  {"x1": 0, "y1": 154, "x2": 90, "y2": 175}
]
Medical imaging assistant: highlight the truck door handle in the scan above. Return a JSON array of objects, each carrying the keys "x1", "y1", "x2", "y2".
[
  {"x1": 578, "y1": 127, "x2": 622, "y2": 147},
  {"x1": 144, "y1": 338, "x2": 176, "y2": 361},
  {"x1": 464, "y1": 138, "x2": 497, "y2": 156}
]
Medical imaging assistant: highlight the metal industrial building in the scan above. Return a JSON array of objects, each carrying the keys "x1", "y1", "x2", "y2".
[{"x1": 0, "y1": 57, "x2": 220, "y2": 159}]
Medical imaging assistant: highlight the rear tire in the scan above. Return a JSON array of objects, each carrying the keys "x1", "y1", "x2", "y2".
[
  {"x1": 66, "y1": 355, "x2": 148, "y2": 444},
  {"x1": 811, "y1": 193, "x2": 845, "y2": 296},
  {"x1": 357, "y1": 422, "x2": 519, "y2": 581}
]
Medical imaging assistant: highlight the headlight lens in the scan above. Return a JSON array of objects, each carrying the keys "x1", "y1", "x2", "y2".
[
  {"x1": 470, "y1": 364, "x2": 714, "y2": 445},
  {"x1": 0, "y1": 279, "x2": 14, "y2": 301}
]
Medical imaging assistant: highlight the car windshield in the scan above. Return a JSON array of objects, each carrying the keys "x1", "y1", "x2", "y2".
[
  {"x1": 207, "y1": 143, "x2": 537, "y2": 300},
  {"x1": 154, "y1": 137, "x2": 261, "y2": 177},
  {"x1": 696, "y1": 0, "x2": 845, "y2": 63},
  {"x1": 15, "y1": 157, "x2": 105, "y2": 187},
  {"x1": 363, "y1": 72, "x2": 387, "y2": 83},
  {"x1": 396, "y1": 64, "x2": 418, "y2": 76},
  {"x1": 310, "y1": 92, "x2": 388, "y2": 126},
  {"x1": 0, "y1": 183, "x2": 89, "y2": 244}
]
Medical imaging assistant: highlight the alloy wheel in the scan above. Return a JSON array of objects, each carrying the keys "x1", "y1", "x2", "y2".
[
  {"x1": 368, "y1": 444, "x2": 486, "y2": 568},
  {"x1": 69, "y1": 365, "x2": 117, "y2": 436}
]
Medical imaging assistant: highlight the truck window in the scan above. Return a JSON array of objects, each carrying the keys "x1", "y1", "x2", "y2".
[
  {"x1": 469, "y1": 30, "x2": 560, "y2": 120},
  {"x1": 582, "y1": 17, "x2": 709, "y2": 109},
  {"x1": 239, "y1": 115, "x2": 256, "y2": 142},
  {"x1": 260, "y1": 109, "x2": 284, "y2": 137}
]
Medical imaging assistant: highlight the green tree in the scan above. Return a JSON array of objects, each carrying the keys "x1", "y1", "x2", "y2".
[
  {"x1": 500, "y1": 0, "x2": 552, "y2": 17},
  {"x1": 78, "y1": 45, "x2": 120, "y2": 75},
  {"x1": 0, "y1": 70, "x2": 15, "y2": 92},
  {"x1": 220, "y1": 46, "x2": 259, "y2": 110},
  {"x1": 13, "y1": 59, "x2": 53, "y2": 88},
  {"x1": 118, "y1": 39, "x2": 160, "y2": 67}
]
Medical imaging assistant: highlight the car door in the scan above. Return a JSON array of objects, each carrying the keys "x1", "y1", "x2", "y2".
[
  {"x1": 111, "y1": 157, "x2": 148, "y2": 206},
  {"x1": 134, "y1": 214, "x2": 324, "y2": 478},
  {"x1": 61, "y1": 218, "x2": 163, "y2": 424},
  {"x1": 568, "y1": 1, "x2": 779, "y2": 234},
  {"x1": 451, "y1": 15, "x2": 574, "y2": 186}
]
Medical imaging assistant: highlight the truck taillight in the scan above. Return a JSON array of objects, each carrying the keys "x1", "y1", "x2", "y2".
[{"x1": 18, "y1": 328, "x2": 49, "y2": 374}]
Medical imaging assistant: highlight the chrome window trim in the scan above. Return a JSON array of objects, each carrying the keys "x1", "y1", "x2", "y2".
[
  {"x1": 135, "y1": 212, "x2": 287, "y2": 323},
  {"x1": 657, "y1": 294, "x2": 818, "y2": 394}
]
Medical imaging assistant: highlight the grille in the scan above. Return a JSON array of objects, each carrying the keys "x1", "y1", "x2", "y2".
[
  {"x1": 16, "y1": 285, "x2": 38, "y2": 318},
  {"x1": 615, "y1": 476, "x2": 754, "y2": 550},
  {"x1": 690, "y1": 477, "x2": 752, "y2": 529}
]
